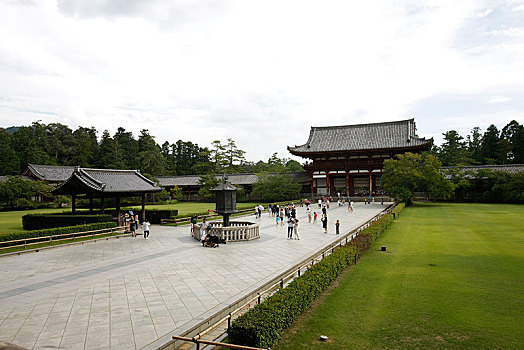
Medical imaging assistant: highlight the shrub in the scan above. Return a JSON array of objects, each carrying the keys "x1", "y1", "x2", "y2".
[
  {"x1": 22, "y1": 213, "x2": 113, "y2": 230},
  {"x1": 0, "y1": 222, "x2": 117, "y2": 244},
  {"x1": 145, "y1": 209, "x2": 179, "y2": 224},
  {"x1": 228, "y1": 212, "x2": 395, "y2": 348},
  {"x1": 392, "y1": 202, "x2": 406, "y2": 218}
]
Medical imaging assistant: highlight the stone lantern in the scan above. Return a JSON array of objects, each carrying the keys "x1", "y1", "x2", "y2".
[{"x1": 211, "y1": 175, "x2": 237, "y2": 227}]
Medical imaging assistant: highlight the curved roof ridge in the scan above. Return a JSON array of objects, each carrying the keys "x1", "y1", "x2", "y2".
[{"x1": 310, "y1": 118, "x2": 414, "y2": 131}]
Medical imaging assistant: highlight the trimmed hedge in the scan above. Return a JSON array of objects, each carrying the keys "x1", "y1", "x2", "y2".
[
  {"x1": 145, "y1": 209, "x2": 179, "y2": 224},
  {"x1": 228, "y1": 212, "x2": 397, "y2": 348},
  {"x1": 22, "y1": 213, "x2": 113, "y2": 230},
  {"x1": 391, "y1": 202, "x2": 406, "y2": 218},
  {"x1": 0, "y1": 222, "x2": 118, "y2": 244}
]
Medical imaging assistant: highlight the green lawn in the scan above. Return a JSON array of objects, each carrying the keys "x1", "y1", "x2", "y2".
[
  {"x1": 0, "y1": 202, "x2": 261, "y2": 234},
  {"x1": 275, "y1": 203, "x2": 524, "y2": 350}
]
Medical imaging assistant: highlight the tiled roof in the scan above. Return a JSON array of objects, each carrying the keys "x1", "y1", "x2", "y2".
[
  {"x1": 52, "y1": 168, "x2": 162, "y2": 194},
  {"x1": 288, "y1": 119, "x2": 432, "y2": 155},
  {"x1": 24, "y1": 164, "x2": 76, "y2": 182},
  {"x1": 442, "y1": 164, "x2": 524, "y2": 175},
  {"x1": 157, "y1": 172, "x2": 310, "y2": 187}
]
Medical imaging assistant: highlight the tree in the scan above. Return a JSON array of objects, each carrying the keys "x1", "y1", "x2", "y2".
[
  {"x1": 381, "y1": 152, "x2": 454, "y2": 204},
  {"x1": 251, "y1": 173, "x2": 301, "y2": 202},
  {"x1": 138, "y1": 129, "x2": 165, "y2": 176},
  {"x1": 210, "y1": 140, "x2": 228, "y2": 171},
  {"x1": 438, "y1": 130, "x2": 470, "y2": 166},
  {"x1": 198, "y1": 174, "x2": 219, "y2": 201},
  {"x1": 479, "y1": 124, "x2": 502, "y2": 164},
  {"x1": 113, "y1": 127, "x2": 139, "y2": 169},
  {"x1": 97, "y1": 130, "x2": 125, "y2": 169},
  {"x1": 466, "y1": 127, "x2": 482, "y2": 164},
  {"x1": 0, "y1": 128, "x2": 18, "y2": 175},
  {"x1": 500, "y1": 120, "x2": 524, "y2": 164},
  {"x1": 0, "y1": 176, "x2": 51, "y2": 209},
  {"x1": 70, "y1": 127, "x2": 98, "y2": 167},
  {"x1": 224, "y1": 138, "x2": 246, "y2": 170}
]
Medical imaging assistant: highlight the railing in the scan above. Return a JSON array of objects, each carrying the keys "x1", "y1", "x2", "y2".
[
  {"x1": 168, "y1": 202, "x2": 398, "y2": 350},
  {"x1": 160, "y1": 208, "x2": 255, "y2": 225},
  {"x1": 205, "y1": 221, "x2": 260, "y2": 242},
  {"x1": 0, "y1": 226, "x2": 126, "y2": 253}
]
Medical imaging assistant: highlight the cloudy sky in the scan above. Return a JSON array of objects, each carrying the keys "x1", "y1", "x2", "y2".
[{"x1": 1, "y1": 0, "x2": 523, "y2": 162}]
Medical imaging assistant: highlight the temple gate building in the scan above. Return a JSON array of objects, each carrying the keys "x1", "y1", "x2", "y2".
[{"x1": 288, "y1": 119, "x2": 433, "y2": 196}]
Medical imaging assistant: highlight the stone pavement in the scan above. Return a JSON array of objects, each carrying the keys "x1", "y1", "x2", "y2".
[{"x1": 0, "y1": 202, "x2": 391, "y2": 349}]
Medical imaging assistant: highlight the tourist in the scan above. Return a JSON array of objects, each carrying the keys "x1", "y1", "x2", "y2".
[
  {"x1": 350, "y1": 200, "x2": 354, "y2": 212},
  {"x1": 321, "y1": 214, "x2": 328, "y2": 233},
  {"x1": 130, "y1": 216, "x2": 137, "y2": 237},
  {"x1": 200, "y1": 218, "x2": 208, "y2": 241},
  {"x1": 276, "y1": 214, "x2": 280, "y2": 227},
  {"x1": 190, "y1": 214, "x2": 197, "y2": 236},
  {"x1": 313, "y1": 212, "x2": 318, "y2": 223},
  {"x1": 280, "y1": 209, "x2": 284, "y2": 225},
  {"x1": 287, "y1": 217, "x2": 294, "y2": 239},
  {"x1": 335, "y1": 220, "x2": 340, "y2": 235},
  {"x1": 258, "y1": 204, "x2": 265, "y2": 217},
  {"x1": 307, "y1": 207, "x2": 312, "y2": 223},
  {"x1": 322, "y1": 205, "x2": 327, "y2": 216},
  {"x1": 143, "y1": 219, "x2": 151, "y2": 239},
  {"x1": 268, "y1": 205, "x2": 272, "y2": 216},
  {"x1": 291, "y1": 207, "x2": 296, "y2": 219},
  {"x1": 318, "y1": 198, "x2": 322, "y2": 208},
  {"x1": 294, "y1": 218, "x2": 300, "y2": 240},
  {"x1": 326, "y1": 199, "x2": 330, "y2": 209}
]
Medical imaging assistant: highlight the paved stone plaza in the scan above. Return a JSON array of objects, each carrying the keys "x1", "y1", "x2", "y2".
[{"x1": 0, "y1": 202, "x2": 390, "y2": 349}]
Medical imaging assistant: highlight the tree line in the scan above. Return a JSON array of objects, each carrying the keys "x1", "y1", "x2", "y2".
[
  {"x1": 431, "y1": 120, "x2": 523, "y2": 166},
  {"x1": 0, "y1": 121, "x2": 303, "y2": 177}
]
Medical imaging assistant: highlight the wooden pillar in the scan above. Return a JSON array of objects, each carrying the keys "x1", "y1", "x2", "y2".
[
  {"x1": 100, "y1": 197, "x2": 105, "y2": 214},
  {"x1": 369, "y1": 172, "x2": 373, "y2": 194},
  {"x1": 72, "y1": 194, "x2": 76, "y2": 214},
  {"x1": 141, "y1": 193, "x2": 146, "y2": 223},
  {"x1": 310, "y1": 177, "x2": 314, "y2": 197},
  {"x1": 89, "y1": 194, "x2": 94, "y2": 214},
  {"x1": 345, "y1": 173, "x2": 350, "y2": 196},
  {"x1": 326, "y1": 172, "x2": 330, "y2": 195},
  {"x1": 372, "y1": 174, "x2": 377, "y2": 193},
  {"x1": 116, "y1": 196, "x2": 121, "y2": 226}
]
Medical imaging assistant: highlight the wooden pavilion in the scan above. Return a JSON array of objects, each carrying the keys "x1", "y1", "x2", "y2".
[
  {"x1": 288, "y1": 119, "x2": 433, "y2": 196},
  {"x1": 52, "y1": 167, "x2": 162, "y2": 225}
]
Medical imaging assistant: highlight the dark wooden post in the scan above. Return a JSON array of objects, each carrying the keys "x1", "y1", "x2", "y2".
[
  {"x1": 89, "y1": 194, "x2": 94, "y2": 214},
  {"x1": 72, "y1": 194, "x2": 76, "y2": 214},
  {"x1": 116, "y1": 196, "x2": 121, "y2": 226},
  {"x1": 310, "y1": 177, "x2": 314, "y2": 197},
  {"x1": 141, "y1": 193, "x2": 146, "y2": 223},
  {"x1": 100, "y1": 197, "x2": 105, "y2": 214},
  {"x1": 325, "y1": 172, "x2": 330, "y2": 195},
  {"x1": 369, "y1": 171, "x2": 373, "y2": 195},
  {"x1": 345, "y1": 172, "x2": 350, "y2": 196}
]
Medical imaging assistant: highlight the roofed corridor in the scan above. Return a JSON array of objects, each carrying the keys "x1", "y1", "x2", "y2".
[{"x1": 0, "y1": 202, "x2": 391, "y2": 349}]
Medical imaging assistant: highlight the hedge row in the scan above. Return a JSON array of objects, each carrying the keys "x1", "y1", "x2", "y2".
[
  {"x1": 391, "y1": 202, "x2": 406, "y2": 218},
  {"x1": 0, "y1": 222, "x2": 118, "y2": 244},
  {"x1": 22, "y1": 213, "x2": 113, "y2": 230},
  {"x1": 228, "y1": 211, "x2": 399, "y2": 348}
]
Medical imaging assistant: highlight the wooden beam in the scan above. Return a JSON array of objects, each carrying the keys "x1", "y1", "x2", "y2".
[{"x1": 141, "y1": 194, "x2": 146, "y2": 223}]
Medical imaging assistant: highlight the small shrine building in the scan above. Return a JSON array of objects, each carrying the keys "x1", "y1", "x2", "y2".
[{"x1": 287, "y1": 119, "x2": 433, "y2": 196}]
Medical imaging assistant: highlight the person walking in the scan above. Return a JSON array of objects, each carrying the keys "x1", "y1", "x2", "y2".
[
  {"x1": 280, "y1": 209, "x2": 284, "y2": 226},
  {"x1": 143, "y1": 219, "x2": 151, "y2": 239},
  {"x1": 307, "y1": 207, "x2": 312, "y2": 223},
  {"x1": 321, "y1": 214, "x2": 328, "y2": 233},
  {"x1": 313, "y1": 212, "x2": 318, "y2": 223},
  {"x1": 130, "y1": 216, "x2": 137, "y2": 237},
  {"x1": 276, "y1": 214, "x2": 280, "y2": 227},
  {"x1": 350, "y1": 200, "x2": 354, "y2": 213},
  {"x1": 293, "y1": 218, "x2": 300, "y2": 240},
  {"x1": 190, "y1": 214, "x2": 197, "y2": 236},
  {"x1": 287, "y1": 217, "x2": 294, "y2": 239},
  {"x1": 335, "y1": 220, "x2": 340, "y2": 235}
]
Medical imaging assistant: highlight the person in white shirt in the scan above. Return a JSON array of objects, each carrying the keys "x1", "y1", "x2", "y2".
[{"x1": 143, "y1": 219, "x2": 151, "y2": 239}]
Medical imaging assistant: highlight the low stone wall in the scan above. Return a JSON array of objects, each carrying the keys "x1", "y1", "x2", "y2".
[{"x1": 194, "y1": 221, "x2": 260, "y2": 242}]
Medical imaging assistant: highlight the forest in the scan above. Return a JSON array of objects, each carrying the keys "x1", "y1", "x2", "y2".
[
  {"x1": 0, "y1": 122, "x2": 303, "y2": 177},
  {"x1": 0, "y1": 120, "x2": 522, "y2": 178}
]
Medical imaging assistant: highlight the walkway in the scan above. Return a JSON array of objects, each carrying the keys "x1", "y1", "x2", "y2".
[{"x1": 0, "y1": 202, "x2": 391, "y2": 349}]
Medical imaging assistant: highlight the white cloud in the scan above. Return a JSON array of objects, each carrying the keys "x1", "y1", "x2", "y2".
[{"x1": 0, "y1": 0, "x2": 523, "y2": 162}]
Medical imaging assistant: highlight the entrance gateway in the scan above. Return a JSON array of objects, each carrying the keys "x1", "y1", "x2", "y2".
[{"x1": 287, "y1": 119, "x2": 433, "y2": 196}]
